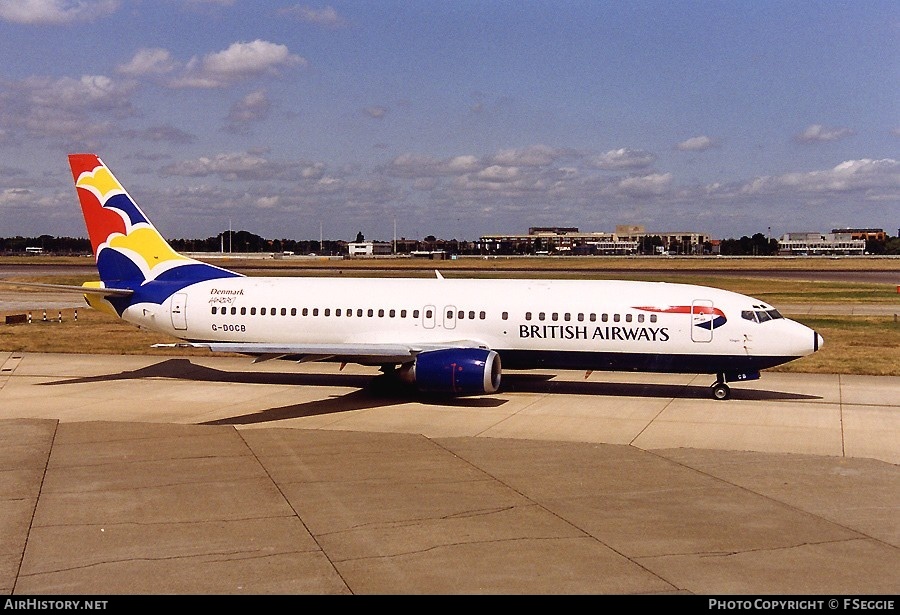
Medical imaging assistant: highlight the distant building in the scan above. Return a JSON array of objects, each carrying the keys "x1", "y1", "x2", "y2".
[
  {"x1": 410, "y1": 250, "x2": 448, "y2": 260},
  {"x1": 830, "y1": 228, "x2": 885, "y2": 242},
  {"x1": 614, "y1": 225, "x2": 710, "y2": 255},
  {"x1": 478, "y1": 227, "x2": 637, "y2": 255},
  {"x1": 778, "y1": 232, "x2": 865, "y2": 255},
  {"x1": 347, "y1": 241, "x2": 393, "y2": 257}
]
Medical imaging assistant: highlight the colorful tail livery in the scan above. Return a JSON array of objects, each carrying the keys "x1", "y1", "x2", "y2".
[
  {"x1": 69, "y1": 154, "x2": 239, "y2": 315},
  {"x1": 59, "y1": 154, "x2": 823, "y2": 400}
]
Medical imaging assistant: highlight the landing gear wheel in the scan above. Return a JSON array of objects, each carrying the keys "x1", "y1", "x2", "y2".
[{"x1": 711, "y1": 382, "x2": 731, "y2": 400}]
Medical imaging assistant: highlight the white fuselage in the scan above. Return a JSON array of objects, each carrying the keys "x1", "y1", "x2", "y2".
[{"x1": 121, "y1": 276, "x2": 820, "y2": 375}]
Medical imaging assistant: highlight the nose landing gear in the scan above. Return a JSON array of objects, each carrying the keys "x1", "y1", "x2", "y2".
[
  {"x1": 710, "y1": 375, "x2": 731, "y2": 400},
  {"x1": 709, "y1": 371, "x2": 760, "y2": 400}
]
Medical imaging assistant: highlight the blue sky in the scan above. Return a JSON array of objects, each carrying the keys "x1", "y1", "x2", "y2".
[{"x1": 0, "y1": 0, "x2": 896, "y2": 244}]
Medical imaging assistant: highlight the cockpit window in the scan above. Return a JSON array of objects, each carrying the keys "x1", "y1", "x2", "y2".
[{"x1": 743, "y1": 309, "x2": 785, "y2": 323}]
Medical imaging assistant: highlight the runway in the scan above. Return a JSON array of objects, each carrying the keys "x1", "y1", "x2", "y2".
[{"x1": 0, "y1": 352, "x2": 897, "y2": 594}]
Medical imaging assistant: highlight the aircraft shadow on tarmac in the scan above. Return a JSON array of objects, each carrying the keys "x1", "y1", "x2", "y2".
[{"x1": 41, "y1": 357, "x2": 822, "y2": 426}]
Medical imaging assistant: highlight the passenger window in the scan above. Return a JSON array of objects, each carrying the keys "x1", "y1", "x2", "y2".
[
  {"x1": 335, "y1": 309, "x2": 341, "y2": 317},
  {"x1": 357, "y1": 309, "x2": 363, "y2": 317},
  {"x1": 401, "y1": 309, "x2": 407, "y2": 318},
  {"x1": 389, "y1": 309, "x2": 396, "y2": 318},
  {"x1": 378, "y1": 309, "x2": 385, "y2": 317},
  {"x1": 525, "y1": 312, "x2": 532, "y2": 321},
  {"x1": 457, "y1": 310, "x2": 464, "y2": 319},
  {"x1": 577, "y1": 313, "x2": 584, "y2": 322},
  {"x1": 424, "y1": 309, "x2": 431, "y2": 318},
  {"x1": 413, "y1": 309, "x2": 420, "y2": 318},
  {"x1": 281, "y1": 308, "x2": 287, "y2": 316},
  {"x1": 613, "y1": 314, "x2": 620, "y2": 322},
  {"x1": 539, "y1": 312, "x2": 545, "y2": 321},
  {"x1": 261, "y1": 307, "x2": 267, "y2": 315},
  {"x1": 480, "y1": 311, "x2": 486, "y2": 319},
  {"x1": 551, "y1": 313, "x2": 558, "y2": 321},
  {"x1": 368, "y1": 309, "x2": 374, "y2": 317},
  {"x1": 290, "y1": 308, "x2": 296, "y2": 316},
  {"x1": 637, "y1": 314, "x2": 644, "y2": 323},
  {"x1": 250, "y1": 307, "x2": 257, "y2": 315},
  {"x1": 241, "y1": 307, "x2": 247, "y2": 315},
  {"x1": 590, "y1": 313, "x2": 596, "y2": 322},
  {"x1": 302, "y1": 308, "x2": 309, "y2": 316},
  {"x1": 601, "y1": 314, "x2": 608, "y2": 322},
  {"x1": 325, "y1": 308, "x2": 331, "y2": 316},
  {"x1": 650, "y1": 314, "x2": 657, "y2": 323},
  {"x1": 564, "y1": 313, "x2": 571, "y2": 322},
  {"x1": 271, "y1": 308, "x2": 277, "y2": 316},
  {"x1": 312, "y1": 308, "x2": 319, "y2": 316},
  {"x1": 211, "y1": 307, "x2": 217, "y2": 315},
  {"x1": 625, "y1": 314, "x2": 632, "y2": 323},
  {"x1": 469, "y1": 311, "x2": 475, "y2": 320}
]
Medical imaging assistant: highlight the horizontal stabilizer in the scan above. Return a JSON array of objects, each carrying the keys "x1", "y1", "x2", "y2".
[{"x1": 0, "y1": 280, "x2": 133, "y2": 297}]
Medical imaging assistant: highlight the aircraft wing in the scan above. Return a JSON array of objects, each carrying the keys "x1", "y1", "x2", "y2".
[
  {"x1": 153, "y1": 340, "x2": 491, "y2": 364},
  {"x1": 0, "y1": 280, "x2": 134, "y2": 297}
]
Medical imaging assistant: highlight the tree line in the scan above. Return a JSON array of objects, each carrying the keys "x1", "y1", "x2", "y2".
[{"x1": 2, "y1": 230, "x2": 898, "y2": 256}]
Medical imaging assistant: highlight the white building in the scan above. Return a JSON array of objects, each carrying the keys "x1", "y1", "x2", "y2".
[
  {"x1": 777, "y1": 232, "x2": 865, "y2": 255},
  {"x1": 347, "y1": 241, "x2": 393, "y2": 257}
]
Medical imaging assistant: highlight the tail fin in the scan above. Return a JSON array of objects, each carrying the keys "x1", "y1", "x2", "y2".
[{"x1": 69, "y1": 154, "x2": 239, "y2": 299}]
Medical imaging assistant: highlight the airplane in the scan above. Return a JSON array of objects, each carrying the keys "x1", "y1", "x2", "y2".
[{"x1": 32, "y1": 154, "x2": 825, "y2": 400}]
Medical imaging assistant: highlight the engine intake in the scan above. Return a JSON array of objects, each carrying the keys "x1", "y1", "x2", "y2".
[{"x1": 398, "y1": 348, "x2": 501, "y2": 395}]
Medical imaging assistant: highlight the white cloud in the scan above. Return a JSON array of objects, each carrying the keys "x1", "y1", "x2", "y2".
[
  {"x1": 616, "y1": 173, "x2": 673, "y2": 197},
  {"x1": 117, "y1": 48, "x2": 176, "y2": 77},
  {"x1": 388, "y1": 153, "x2": 484, "y2": 178},
  {"x1": 225, "y1": 89, "x2": 271, "y2": 129},
  {"x1": 278, "y1": 4, "x2": 346, "y2": 27},
  {"x1": 490, "y1": 145, "x2": 560, "y2": 167},
  {"x1": 739, "y1": 158, "x2": 899, "y2": 199},
  {"x1": 255, "y1": 195, "x2": 280, "y2": 209},
  {"x1": 476, "y1": 165, "x2": 521, "y2": 182},
  {"x1": 169, "y1": 40, "x2": 307, "y2": 89},
  {"x1": 122, "y1": 124, "x2": 196, "y2": 144},
  {"x1": 447, "y1": 155, "x2": 479, "y2": 172},
  {"x1": 591, "y1": 148, "x2": 656, "y2": 170},
  {"x1": 0, "y1": 74, "x2": 135, "y2": 140},
  {"x1": 0, "y1": 187, "x2": 33, "y2": 205},
  {"x1": 675, "y1": 136, "x2": 717, "y2": 151},
  {"x1": 795, "y1": 124, "x2": 855, "y2": 143},
  {"x1": 0, "y1": 0, "x2": 118, "y2": 24},
  {"x1": 162, "y1": 152, "x2": 327, "y2": 182}
]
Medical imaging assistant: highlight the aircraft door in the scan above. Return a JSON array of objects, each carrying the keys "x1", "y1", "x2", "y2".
[
  {"x1": 170, "y1": 293, "x2": 188, "y2": 330},
  {"x1": 690, "y1": 299, "x2": 714, "y2": 343},
  {"x1": 423, "y1": 305, "x2": 436, "y2": 329},
  {"x1": 443, "y1": 305, "x2": 457, "y2": 330}
]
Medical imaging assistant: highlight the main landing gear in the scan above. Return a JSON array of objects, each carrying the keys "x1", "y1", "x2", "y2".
[{"x1": 710, "y1": 373, "x2": 731, "y2": 400}]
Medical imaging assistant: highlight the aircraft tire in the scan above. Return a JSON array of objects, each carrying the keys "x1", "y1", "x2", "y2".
[{"x1": 711, "y1": 382, "x2": 731, "y2": 400}]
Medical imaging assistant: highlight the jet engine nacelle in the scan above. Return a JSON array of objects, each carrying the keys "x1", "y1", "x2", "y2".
[{"x1": 398, "y1": 348, "x2": 501, "y2": 395}]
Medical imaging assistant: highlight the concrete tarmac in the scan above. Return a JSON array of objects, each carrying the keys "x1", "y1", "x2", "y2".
[{"x1": 0, "y1": 351, "x2": 897, "y2": 595}]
